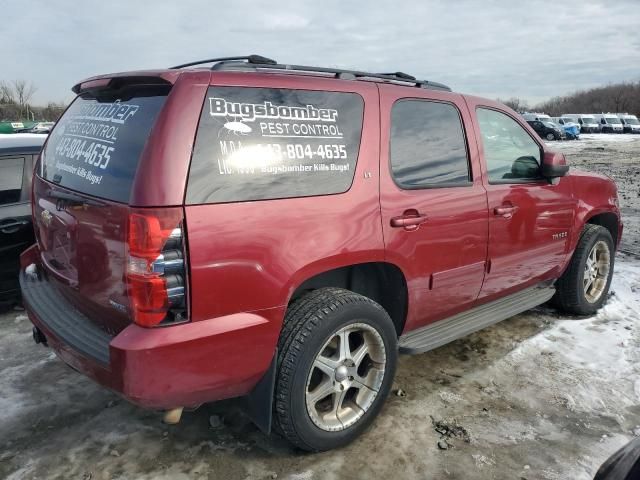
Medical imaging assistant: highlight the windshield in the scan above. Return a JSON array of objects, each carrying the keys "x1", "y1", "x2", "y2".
[
  {"x1": 581, "y1": 116, "x2": 596, "y2": 124},
  {"x1": 563, "y1": 117, "x2": 578, "y2": 123},
  {"x1": 606, "y1": 117, "x2": 622, "y2": 124},
  {"x1": 41, "y1": 84, "x2": 169, "y2": 203},
  {"x1": 624, "y1": 117, "x2": 639, "y2": 125}
]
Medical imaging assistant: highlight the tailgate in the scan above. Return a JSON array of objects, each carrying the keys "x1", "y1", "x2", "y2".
[{"x1": 33, "y1": 178, "x2": 131, "y2": 334}]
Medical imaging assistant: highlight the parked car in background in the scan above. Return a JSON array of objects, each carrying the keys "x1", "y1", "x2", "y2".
[
  {"x1": 20, "y1": 56, "x2": 621, "y2": 452},
  {"x1": 594, "y1": 113, "x2": 624, "y2": 133},
  {"x1": 616, "y1": 113, "x2": 640, "y2": 134},
  {"x1": 564, "y1": 114, "x2": 599, "y2": 133},
  {"x1": 23, "y1": 122, "x2": 55, "y2": 134},
  {"x1": 522, "y1": 112, "x2": 553, "y2": 123},
  {"x1": 551, "y1": 117, "x2": 580, "y2": 139},
  {"x1": 0, "y1": 134, "x2": 44, "y2": 308},
  {"x1": 526, "y1": 119, "x2": 564, "y2": 140}
]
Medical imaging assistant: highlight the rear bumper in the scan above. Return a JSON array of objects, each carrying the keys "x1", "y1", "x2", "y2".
[{"x1": 20, "y1": 246, "x2": 282, "y2": 410}]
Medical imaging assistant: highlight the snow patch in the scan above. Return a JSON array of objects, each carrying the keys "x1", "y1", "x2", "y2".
[{"x1": 508, "y1": 257, "x2": 640, "y2": 417}]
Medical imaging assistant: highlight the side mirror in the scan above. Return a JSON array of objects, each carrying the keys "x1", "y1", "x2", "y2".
[{"x1": 542, "y1": 151, "x2": 569, "y2": 178}]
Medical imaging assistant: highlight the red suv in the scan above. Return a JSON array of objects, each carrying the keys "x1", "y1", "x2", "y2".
[{"x1": 21, "y1": 55, "x2": 622, "y2": 451}]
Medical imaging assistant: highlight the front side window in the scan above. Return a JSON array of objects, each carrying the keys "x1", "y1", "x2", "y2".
[
  {"x1": 0, "y1": 156, "x2": 25, "y2": 205},
  {"x1": 187, "y1": 87, "x2": 364, "y2": 204},
  {"x1": 390, "y1": 99, "x2": 470, "y2": 188},
  {"x1": 476, "y1": 108, "x2": 542, "y2": 183}
]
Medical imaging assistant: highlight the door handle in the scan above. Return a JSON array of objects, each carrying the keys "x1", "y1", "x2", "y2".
[
  {"x1": 0, "y1": 219, "x2": 29, "y2": 233},
  {"x1": 390, "y1": 212, "x2": 428, "y2": 231},
  {"x1": 494, "y1": 205, "x2": 518, "y2": 218}
]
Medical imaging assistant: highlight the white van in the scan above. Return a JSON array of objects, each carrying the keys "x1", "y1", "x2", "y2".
[
  {"x1": 616, "y1": 113, "x2": 640, "y2": 134},
  {"x1": 563, "y1": 114, "x2": 599, "y2": 133},
  {"x1": 593, "y1": 114, "x2": 624, "y2": 133}
]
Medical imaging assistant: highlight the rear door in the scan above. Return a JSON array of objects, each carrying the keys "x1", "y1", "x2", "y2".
[
  {"x1": 33, "y1": 81, "x2": 171, "y2": 333},
  {"x1": 378, "y1": 85, "x2": 489, "y2": 332},
  {"x1": 468, "y1": 103, "x2": 575, "y2": 300}
]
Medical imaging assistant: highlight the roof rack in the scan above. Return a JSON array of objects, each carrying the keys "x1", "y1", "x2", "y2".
[
  {"x1": 170, "y1": 55, "x2": 451, "y2": 92},
  {"x1": 169, "y1": 55, "x2": 276, "y2": 69}
]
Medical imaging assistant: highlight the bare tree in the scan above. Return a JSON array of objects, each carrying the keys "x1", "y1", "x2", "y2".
[
  {"x1": 13, "y1": 80, "x2": 37, "y2": 116},
  {"x1": 0, "y1": 81, "x2": 15, "y2": 104},
  {"x1": 534, "y1": 81, "x2": 640, "y2": 117},
  {"x1": 497, "y1": 97, "x2": 530, "y2": 113}
]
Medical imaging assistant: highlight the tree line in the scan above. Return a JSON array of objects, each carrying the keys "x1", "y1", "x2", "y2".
[
  {"x1": 499, "y1": 81, "x2": 640, "y2": 116},
  {"x1": 0, "y1": 80, "x2": 66, "y2": 122}
]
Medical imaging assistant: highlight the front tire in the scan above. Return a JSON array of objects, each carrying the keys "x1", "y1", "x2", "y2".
[
  {"x1": 553, "y1": 224, "x2": 614, "y2": 315},
  {"x1": 274, "y1": 288, "x2": 397, "y2": 451},
  {"x1": 546, "y1": 132, "x2": 556, "y2": 141}
]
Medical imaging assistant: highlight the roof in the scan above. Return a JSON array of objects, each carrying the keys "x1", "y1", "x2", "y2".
[{"x1": 0, "y1": 133, "x2": 47, "y2": 155}]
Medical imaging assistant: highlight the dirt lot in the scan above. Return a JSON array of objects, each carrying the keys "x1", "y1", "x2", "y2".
[{"x1": 1, "y1": 134, "x2": 639, "y2": 480}]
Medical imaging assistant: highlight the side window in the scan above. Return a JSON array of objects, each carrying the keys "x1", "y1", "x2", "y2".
[
  {"x1": 476, "y1": 108, "x2": 542, "y2": 183},
  {"x1": 187, "y1": 87, "x2": 364, "y2": 204},
  {"x1": 0, "y1": 156, "x2": 25, "y2": 205},
  {"x1": 390, "y1": 100, "x2": 470, "y2": 188}
]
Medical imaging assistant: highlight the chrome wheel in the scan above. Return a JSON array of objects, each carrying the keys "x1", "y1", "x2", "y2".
[
  {"x1": 305, "y1": 323, "x2": 386, "y2": 432},
  {"x1": 583, "y1": 240, "x2": 610, "y2": 303}
]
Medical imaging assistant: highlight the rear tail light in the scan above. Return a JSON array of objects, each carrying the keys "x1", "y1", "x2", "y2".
[{"x1": 126, "y1": 207, "x2": 188, "y2": 327}]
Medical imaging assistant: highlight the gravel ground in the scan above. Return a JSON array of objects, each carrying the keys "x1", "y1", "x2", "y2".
[{"x1": 1, "y1": 134, "x2": 639, "y2": 480}]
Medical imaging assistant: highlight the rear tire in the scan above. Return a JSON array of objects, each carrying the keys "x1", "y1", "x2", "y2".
[
  {"x1": 546, "y1": 132, "x2": 556, "y2": 141},
  {"x1": 274, "y1": 288, "x2": 397, "y2": 451},
  {"x1": 553, "y1": 224, "x2": 614, "y2": 315}
]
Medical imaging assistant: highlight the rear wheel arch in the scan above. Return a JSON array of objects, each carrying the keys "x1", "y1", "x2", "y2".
[{"x1": 286, "y1": 262, "x2": 409, "y2": 337}]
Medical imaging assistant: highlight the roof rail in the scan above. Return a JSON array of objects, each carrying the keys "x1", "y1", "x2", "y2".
[
  {"x1": 169, "y1": 55, "x2": 276, "y2": 69},
  {"x1": 171, "y1": 54, "x2": 451, "y2": 92}
]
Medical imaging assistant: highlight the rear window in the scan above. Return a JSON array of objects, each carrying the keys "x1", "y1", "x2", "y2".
[
  {"x1": 186, "y1": 87, "x2": 364, "y2": 204},
  {"x1": 41, "y1": 85, "x2": 169, "y2": 203}
]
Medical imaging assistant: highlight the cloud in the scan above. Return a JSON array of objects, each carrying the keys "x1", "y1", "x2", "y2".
[{"x1": 2, "y1": 0, "x2": 639, "y2": 105}]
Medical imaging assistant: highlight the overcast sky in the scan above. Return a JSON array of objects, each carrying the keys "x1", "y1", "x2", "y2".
[{"x1": 4, "y1": 0, "x2": 639, "y2": 105}]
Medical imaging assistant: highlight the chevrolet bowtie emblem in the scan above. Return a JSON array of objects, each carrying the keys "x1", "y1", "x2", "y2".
[{"x1": 41, "y1": 209, "x2": 53, "y2": 227}]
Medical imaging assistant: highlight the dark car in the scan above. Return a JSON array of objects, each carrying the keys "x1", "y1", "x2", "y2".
[
  {"x1": 0, "y1": 134, "x2": 45, "y2": 308},
  {"x1": 527, "y1": 119, "x2": 564, "y2": 140},
  {"x1": 21, "y1": 55, "x2": 621, "y2": 452}
]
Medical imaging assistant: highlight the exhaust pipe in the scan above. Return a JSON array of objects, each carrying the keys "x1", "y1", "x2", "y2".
[
  {"x1": 163, "y1": 407, "x2": 184, "y2": 425},
  {"x1": 32, "y1": 327, "x2": 47, "y2": 346}
]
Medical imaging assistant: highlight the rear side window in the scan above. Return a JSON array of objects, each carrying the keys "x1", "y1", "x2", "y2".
[
  {"x1": 41, "y1": 85, "x2": 169, "y2": 203},
  {"x1": 187, "y1": 87, "x2": 364, "y2": 204},
  {"x1": 390, "y1": 99, "x2": 470, "y2": 188},
  {"x1": 0, "y1": 157, "x2": 25, "y2": 204}
]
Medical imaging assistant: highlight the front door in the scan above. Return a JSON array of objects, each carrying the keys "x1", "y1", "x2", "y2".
[
  {"x1": 470, "y1": 106, "x2": 575, "y2": 300},
  {"x1": 378, "y1": 85, "x2": 489, "y2": 332}
]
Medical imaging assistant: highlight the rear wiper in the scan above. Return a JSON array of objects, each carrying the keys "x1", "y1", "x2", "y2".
[{"x1": 47, "y1": 189, "x2": 106, "y2": 207}]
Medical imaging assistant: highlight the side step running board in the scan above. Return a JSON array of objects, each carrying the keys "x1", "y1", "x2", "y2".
[{"x1": 398, "y1": 285, "x2": 555, "y2": 354}]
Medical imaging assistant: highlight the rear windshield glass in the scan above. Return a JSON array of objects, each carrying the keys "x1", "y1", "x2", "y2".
[
  {"x1": 41, "y1": 85, "x2": 169, "y2": 203},
  {"x1": 187, "y1": 87, "x2": 364, "y2": 204}
]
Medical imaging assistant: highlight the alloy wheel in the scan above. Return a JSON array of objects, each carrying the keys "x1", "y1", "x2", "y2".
[
  {"x1": 305, "y1": 323, "x2": 386, "y2": 432},
  {"x1": 583, "y1": 240, "x2": 610, "y2": 303}
]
